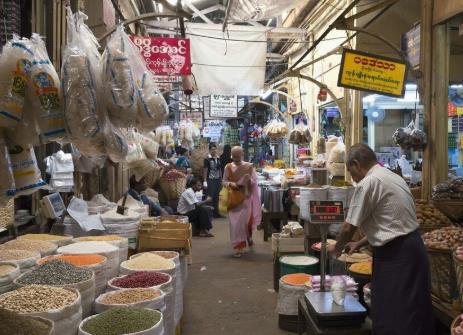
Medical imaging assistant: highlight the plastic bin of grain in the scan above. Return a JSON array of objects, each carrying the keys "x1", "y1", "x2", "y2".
[
  {"x1": 108, "y1": 271, "x2": 174, "y2": 335},
  {"x1": 100, "y1": 209, "x2": 141, "y2": 250},
  {"x1": 58, "y1": 241, "x2": 120, "y2": 281},
  {"x1": 0, "y1": 239, "x2": 58, "y2": 257},
  {"x1": 0, "y1": 249, "x2": 41, "y2": 273},
  {"x1": 18, "y1": 234, "x2": 74, "y2": 247},
  {"x1": 14, "y1": 260, "x2": 95, "y2": 317},
  {"x1": 136, "y1": 251, "x2": 183, "y2": 325},
  {"x1": 38, "y1": 254, "x2": 108, "y2": 296},
  {"x1": 94, "y1": 287, "x2": 166, "y2": 314},
  {"x1": 0, "y1": 285, "x2": 82, "y2": 335},
  {"x1": 73, "y1": 235, "x2": 129, "y2": 264},
  {"x1": 79, "y1": 307, "x2": 163, "y2": 335},
  {"x1": 0, "y1": 309, "x2": 55, "y2": 335},
  {"x1": 0, "y1": 262, "x2": 20, "y2": 294}
]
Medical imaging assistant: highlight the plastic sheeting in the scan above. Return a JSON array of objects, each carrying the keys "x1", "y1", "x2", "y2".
[
  {"x1": 186, "y1": 23, "x2": 266, "y2": 95},
  {"x1": 229, "y1": 0, "x2": 305, "y2": 22}
]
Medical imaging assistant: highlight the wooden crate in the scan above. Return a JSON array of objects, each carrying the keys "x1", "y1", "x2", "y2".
[
  {"x1": 272, "y1": 233, "x2": 305, "y2": 253},
  {"x1": 137, "y1": 220, "x2": 192, "y2": 254}
]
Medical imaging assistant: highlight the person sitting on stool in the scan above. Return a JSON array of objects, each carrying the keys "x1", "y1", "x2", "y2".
[{"x1": 177, "y1": 177, "x2": 214, "y2": 237}]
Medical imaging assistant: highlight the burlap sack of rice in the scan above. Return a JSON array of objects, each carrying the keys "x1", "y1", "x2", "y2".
[{"x1": 0, "y1": 199, "x2": 14, "y2": 229}]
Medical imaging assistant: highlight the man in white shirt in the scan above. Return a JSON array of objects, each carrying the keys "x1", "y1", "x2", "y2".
[
  {"x1": 329, "y1": 143, "x2": 434, "y2": 335},
  {"x1": 178, "y1": 177, "x2": 214, "y2": 237}
]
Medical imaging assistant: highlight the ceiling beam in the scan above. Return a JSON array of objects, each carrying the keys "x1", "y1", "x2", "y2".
[{"x1": 183, "y1": 0, "x2": 214, "y2": 24}]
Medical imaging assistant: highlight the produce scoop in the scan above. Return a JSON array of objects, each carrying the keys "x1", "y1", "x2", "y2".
[{"x1": 305, "y1": 201, "x2": 367, "y2": 328}]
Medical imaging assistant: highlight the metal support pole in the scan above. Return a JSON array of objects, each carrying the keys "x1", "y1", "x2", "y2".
[{"x1": 319, "y1": 225, "x2": 329, "y2": 292}]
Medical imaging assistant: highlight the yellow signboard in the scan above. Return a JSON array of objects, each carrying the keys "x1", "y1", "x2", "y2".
[{"x1": 338, "y1": 49, "x2": 408, "y2": 97}]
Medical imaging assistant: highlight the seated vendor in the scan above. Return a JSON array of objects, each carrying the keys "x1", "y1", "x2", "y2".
[
  {"x1": 128, "y1": 175, "x2": 170, "y2": 216},
  {"x1": 177, "y1": 177, "x2": 214, "y2": 237}
]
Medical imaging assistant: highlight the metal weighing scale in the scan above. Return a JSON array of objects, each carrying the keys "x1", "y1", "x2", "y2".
[{"x1": 304, "y1": 200, "x2": 367, "y2": 328}]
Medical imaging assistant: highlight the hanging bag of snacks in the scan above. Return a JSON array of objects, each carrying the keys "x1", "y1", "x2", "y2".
[{"x1": 263, "y1": 118, "x2": 288, "y2": 140}]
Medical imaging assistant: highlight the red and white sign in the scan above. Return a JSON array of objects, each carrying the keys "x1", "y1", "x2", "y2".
[{"x1": 130, "y1": 36, "x2": 192, "y2": 76}]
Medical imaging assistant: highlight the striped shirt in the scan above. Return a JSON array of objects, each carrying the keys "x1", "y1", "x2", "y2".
[{"x1": 346, "y1": 164, "x2": 418, "y2": 247}]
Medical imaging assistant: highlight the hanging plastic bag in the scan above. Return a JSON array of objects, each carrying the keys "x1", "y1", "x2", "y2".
[
  {"x1": 327, "y1": 139, "x2": 346, "y2": 164},
  {"x1": 104, "y1": 126, "x2": 128, "y2": 163},
  {"x1": 133, "y1": 131, "x2": 159, "y2": 159},
  {"x1": 61, "y1": 8, "x2": 105, "y2": 156},
  {"x1": 0, "y1": 34, "x2": 34, "y2": 128},
  {"x1": 0, "y1": 134, "x2": 15, "y2": 204},
  {"x1": 29, "y1": 34, "x2": 66, "y2": 143},
  {"x1": 103, "y1": 26, "x2": 138, "y2": 127},
  {"x1": 7, "y1": 142, "x2": 47, "y2": 196},
  {"x1": 288, "y1": 119, "x2": 312, "y2": 145},
  {"x1": 8, "y1": 95, "x2": 41, "y2": 146},
  {"x1": 125, "y1": 129, "x2": 147, "y2": 167},
  {"x1": 136, "y1": 71, "x2": 169, "y2": 132}
]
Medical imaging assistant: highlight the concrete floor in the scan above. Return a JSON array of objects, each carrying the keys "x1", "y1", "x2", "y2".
[{"x1": 183, "y1": 217, "x2": 292, "y2": 335}]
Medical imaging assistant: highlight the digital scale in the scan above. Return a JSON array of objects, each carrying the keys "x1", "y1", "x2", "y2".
[{"x1": 305, "y1": 200, "x2": 367, "y2": 329}]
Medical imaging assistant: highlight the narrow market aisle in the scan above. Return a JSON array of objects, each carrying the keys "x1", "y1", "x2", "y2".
[{"x1": 183, "y1": 218, "x2": 292, "y2": 335}]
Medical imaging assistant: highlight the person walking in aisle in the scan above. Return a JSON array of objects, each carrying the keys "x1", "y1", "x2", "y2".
[
  {"x1": 220, "y1": 144, "x2": 232, "y2": 176},
  {"x1": 222, "y1": 146, "x2": 261, "y2": 258},
  {"x1": 203, "y1": 143, "x2": 223, "y2": 218},
  {"x1": 177, "y1": 177, "x2": 214, "y2": 237},
  {"x1": 329, "y1": 143, "x2": 435, "y2": 335}
]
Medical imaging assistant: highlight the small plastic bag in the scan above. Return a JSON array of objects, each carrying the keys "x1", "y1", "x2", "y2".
[
  {"x1": 103, "y1": 26, "x2": 138, "y2": 127},
  {"x1": 134, "y1": 131, "x2": 159, "y2": 159},
  {"x1": 0, "y1": 34, "x2": 34, "y2": 127},
  {"x1": 7, "y1": 142, "x2": 48, "y2": 196},
  {"x1": 62, "y1": 9, "x2": 105, "y2": 156},
  {"x1": 126, "y1": 130, "x2": 147, "y2": 166},
  {"x1": 104, "y1": 125, "x2": 128, "y2": 163},
  {"x1": 29, "y1": 33, "x2": 66, "y2": 143}
]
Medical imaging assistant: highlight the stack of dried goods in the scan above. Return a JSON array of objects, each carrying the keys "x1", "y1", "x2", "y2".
[
  {"x1": 263, "y1": 119, "x2": 288, "y2": 139},
  {"x1": 422, "y1": 226, "x2": 463, "y2": 250},
  {"x1": 432, "y1": 177, "x2": 463, "y2": 200},
  {"x1": 415, "y1": 200, "x2": 452, "y2": 228}
]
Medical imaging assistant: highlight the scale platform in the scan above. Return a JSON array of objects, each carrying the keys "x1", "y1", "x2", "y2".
[{"x1": 304, "y1": 292, "x2": 367, "y2": 328}]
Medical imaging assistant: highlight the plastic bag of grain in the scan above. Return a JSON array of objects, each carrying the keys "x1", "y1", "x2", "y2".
[
  {"x1": 18, "y1": 234, "x2": 73, "y2": 247},
  {"x1": 61, "y1": 9, "x2": 105, "y2": 156},
  {"x1": 6, "y1": 144, "x2": 48, "y2": 196},
  {"x1": 14, "y1": 260, "x2": 95, "y2": 317},
  {"x1": 58, "y1": 241, "x2": 120, "y2": 282},
  {"x1": 104, "y1": 125, "x2": 128, "y2": 163},
  {"x1": 0, "y1": 249, "x2": 40, "y2": 273},
  {"x1": 107, "y1": 274, "x2": 173, "y2": 335},
  {"x1": 0, "y1": 34, "x2": 34, "y2": 128},
  {"x1": 94, "y1": 287, "x2": 166, "y2": 314},
  {"x1": 73, "y1": 236, "x2": 129, "y2": 264},
  {"x1": 38, "y1": 254, "x2": 108, "y2": 297},
  {"x1": 79, "y1": 307, "x2": 163, "y2": 335},
  {"x1": 0, "y1": 285, "x2": 82, "y2": 335},
  {"x1": 0, "y1": 239, "x2": 57, "y2": 257},
  {"x1": 276, "y1": 275, "x2": 310, "y2": 316},
  {"x1": 102, "y1": 26, "x2": 138, "y2": 128},
  {"x1": 29, "y1": 33, "x2": 66, "y2": 143},
  {"x1": 0, "y1": 262, "x2": 20, "y2": 294}
]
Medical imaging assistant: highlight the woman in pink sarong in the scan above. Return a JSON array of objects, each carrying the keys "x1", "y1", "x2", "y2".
[{"x1": 223, "y1": 146, "x2": 262, "y2": 258}]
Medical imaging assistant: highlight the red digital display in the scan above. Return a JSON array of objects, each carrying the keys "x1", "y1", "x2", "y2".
[{"x1": 314, "y1": 206, "x2": 339, "y2": 214}]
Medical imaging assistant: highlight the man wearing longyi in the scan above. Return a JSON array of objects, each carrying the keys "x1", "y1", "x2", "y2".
[{"x1": 329, "y1": 143, "x2": 435, "y2": 335}]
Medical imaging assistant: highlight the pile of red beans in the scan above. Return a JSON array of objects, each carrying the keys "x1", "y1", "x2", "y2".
[{"x1": 112, "y1": 271, "x2": 170, "y2": 288}]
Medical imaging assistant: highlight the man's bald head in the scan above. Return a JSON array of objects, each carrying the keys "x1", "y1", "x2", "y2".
[{"x1": 231, "y1": 146, "x2": 243, "y2": 163}]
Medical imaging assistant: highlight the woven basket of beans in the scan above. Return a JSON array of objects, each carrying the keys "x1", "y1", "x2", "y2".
[{"x1": 427, "y1": 247, "x2": 458, "y2": 304}]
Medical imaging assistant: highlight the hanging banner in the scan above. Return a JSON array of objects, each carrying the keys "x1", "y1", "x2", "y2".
[
  {"x1": 402, "y1": 24, "x2": 420, "y2": 69},
  {"x1": 210, "y1": 95, "x2": 238, "y2": 118},
  {"x1": 130, "y1": 36, "x2": 192, "y2": 76},
  {"x1": 180, "y1": 111, "x2": 203, "y2": 129},
  {"x1": 338, "y1": 49, "x2": 407, "y2": 97}
]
